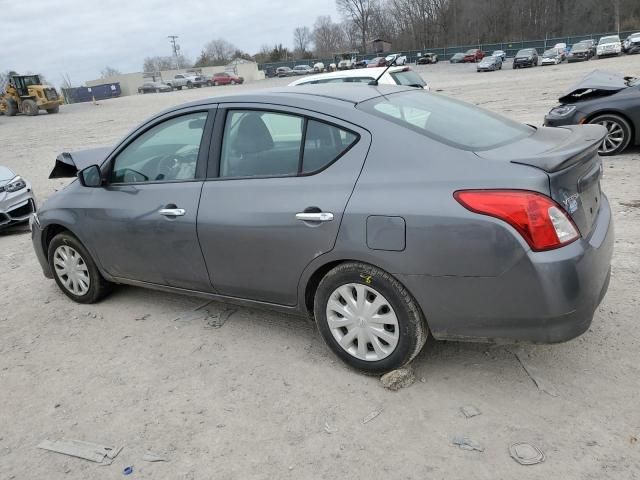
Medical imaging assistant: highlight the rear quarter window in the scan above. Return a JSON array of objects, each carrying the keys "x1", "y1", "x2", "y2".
[{"x1": 389, "y1": 70, "x2": 425, "y2": 87}]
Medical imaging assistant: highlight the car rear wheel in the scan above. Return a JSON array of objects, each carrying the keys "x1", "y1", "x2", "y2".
[
  {"x1": 48, "y1": 232, "x2": 112, "y2": 304},
  {"x1": 314, "y1": 262, "x2": 428, "y2": 374},
  {"x1": 589, "y1": 114, "x2": 632, "y2": 155}
]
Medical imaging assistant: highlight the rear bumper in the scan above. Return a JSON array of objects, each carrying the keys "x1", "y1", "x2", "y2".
[{"x1": 399, "y1": 194, "x2": 614, "y2": 344}]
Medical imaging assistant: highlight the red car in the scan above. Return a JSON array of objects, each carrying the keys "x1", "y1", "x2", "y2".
[
  {"x1": 208, "y1": 72, "x2": 244, "y2": 86},
  {"x1": 367, "y1": 57, "x2": 387, "y2": 68},
  {"x1": 463, "y1": 49, "x2": 485, "y2": 63}
]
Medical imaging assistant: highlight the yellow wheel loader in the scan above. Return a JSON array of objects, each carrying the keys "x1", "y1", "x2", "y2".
[{"x1": 0, "y1": 74, "x2": 63, "y2": 117}]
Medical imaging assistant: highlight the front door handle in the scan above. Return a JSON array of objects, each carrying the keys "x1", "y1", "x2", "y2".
[
  {"x1": 296, "y1": 212, "x2": 334, "y2": 222},
  {"x1": 159, "y1": 208, "x2": 186, "y2": 217}
]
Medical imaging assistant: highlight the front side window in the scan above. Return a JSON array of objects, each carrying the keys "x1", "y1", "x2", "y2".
[
  {"x1": 111, "y1": 112, "x2": 207, "y2": 183},
  {"x1": 359, "y1": 90, "x2": 533, "y2": 151},
  {"x1": 219, "y1": 110, "x2": 358, "y2": 178}
]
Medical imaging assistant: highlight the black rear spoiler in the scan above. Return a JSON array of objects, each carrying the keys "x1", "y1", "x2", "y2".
[{"x1": 49, "y1": 146, "x2": 112, "y2": 179}]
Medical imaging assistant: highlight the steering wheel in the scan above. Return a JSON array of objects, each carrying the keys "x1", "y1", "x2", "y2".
[{"x1": 121, "y1": 168, "x2": 149, "y2": 183}]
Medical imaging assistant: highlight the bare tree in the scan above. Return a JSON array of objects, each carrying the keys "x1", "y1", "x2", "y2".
[
  {"x1": 336, "y1": 0, "x2": 378, "y2": 52},
  {"x1": 60, "y1": 73, "x2": 74, "y2": 89},
  {"x1": 101, "y1": 66, "x2": 121, "y2": 78},
  {"x1": 313, "y1": 16, "x2": 345, "y2": 56},
  {"x1": 293, "y1": 26, "x2": 312, "y2": 57},
  {"x1": 203, "y1": 38, "x2": 237, "y2": 65}
]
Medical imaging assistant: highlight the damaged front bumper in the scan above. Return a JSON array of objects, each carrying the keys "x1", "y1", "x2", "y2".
[{"x1": 0, "y1": 186, "x2": 36, "y2": 229}]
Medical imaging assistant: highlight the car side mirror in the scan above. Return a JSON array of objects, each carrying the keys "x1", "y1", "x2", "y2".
[{"x1": 78, "y1": 164, "x2": 103, "y2": 187}]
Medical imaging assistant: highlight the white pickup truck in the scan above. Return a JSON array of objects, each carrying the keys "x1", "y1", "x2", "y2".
[{"x1": 165, "y1": 74, "x2": 204, "y2": 90}]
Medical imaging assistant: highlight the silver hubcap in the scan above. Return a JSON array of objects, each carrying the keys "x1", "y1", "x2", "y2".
[
  {"x1": 326, "y1": 283, "x2": 399, "y2": 362},
  {"x1": 53, "y1": 245, "x2": 90, "y2": 296},
  {"x1": 595, "y1": 120, "x2": 625, "y2": 153}
]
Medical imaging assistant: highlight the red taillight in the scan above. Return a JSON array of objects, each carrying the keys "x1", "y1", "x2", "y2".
[{"x1": 454, "y1": 190, "x2": 580, "y2": 251}]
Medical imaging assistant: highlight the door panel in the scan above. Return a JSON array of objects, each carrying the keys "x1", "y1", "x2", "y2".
[{"x1": 197, "y1": 109, "x2": 370, "y2": 305}]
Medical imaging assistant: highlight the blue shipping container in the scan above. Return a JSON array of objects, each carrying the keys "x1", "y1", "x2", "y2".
[{"x1": 63, "y1": 83, "x2": 121, "y2": 104}]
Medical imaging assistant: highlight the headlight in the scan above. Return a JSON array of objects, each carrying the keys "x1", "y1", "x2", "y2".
[
  {"x1": 549, "y1": 105, "x2": 576, "y2": 117},
  {"x1": 5, "y1": 176, "x2": 27, "y2": 193}
]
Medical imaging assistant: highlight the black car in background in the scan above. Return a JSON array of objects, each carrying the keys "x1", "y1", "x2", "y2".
[
  {"x1": 544, "y1": 71, "x2": 640, "y2": 155},
  {"x1": 137, "y1": 81, "x2": 172, "y2": 94},
  {"x1": 513, "y1": 48, "x2": 538, "y2": 68},
  {"x1": 568, "y1": 41, "x2": 595, "y2": 62}
]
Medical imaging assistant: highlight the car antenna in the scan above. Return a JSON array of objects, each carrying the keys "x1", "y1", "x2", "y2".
[{"x1": 369, "y1": 56, "x2": 398, "y2": 86}]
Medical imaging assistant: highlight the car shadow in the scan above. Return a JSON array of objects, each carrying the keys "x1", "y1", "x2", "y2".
[{"x1": 0, "y1": 223, "x2": 30, "y2": 236}]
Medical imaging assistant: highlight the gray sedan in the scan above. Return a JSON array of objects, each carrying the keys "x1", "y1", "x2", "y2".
[
  {"x1": 31, "y1": 85, "x2": 613, "y2": 373},
  {"x1": 1, "y1": 166, "x2": 35, "y2": 230}
]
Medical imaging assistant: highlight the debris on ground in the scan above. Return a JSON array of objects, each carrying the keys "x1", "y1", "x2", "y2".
[
  {"x1": 511, "y1": 349, "x2": 559, "y2": 397},
  {"x1": 380, "y1": 367, "x2": 415, "y2": 391},
  {"x1": 460, "y1": 405, "x2": 482, "y2": 418},
  {"x1": 451, "y1": 436, "x2": 484, "y2": 452},
  {"x1": 37, "y1": 439, "x2": 123, "y2": 464},
  {"x1": 123, "y1": 466, "x2": 133, "y2": 475},
  {"x1": 135, "y1": 314, "x2": 151, "y2": 321},
  {"x1": 509, "y1": 442, "x2": 545, "y2": 465},
  {"x1": 143, "y1": 451, "x2": 168, "y2": 462},
  {"x1": 362, "y1": 409, "x2": 383, "y2": 424},
  {"x1": 324, "y1": 422, "x2": 338, "y2": 434},
  {"x1": 205, "y1": 307, "x2": 237, "y2": 329}
]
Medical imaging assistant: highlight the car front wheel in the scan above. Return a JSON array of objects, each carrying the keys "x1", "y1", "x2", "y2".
[
  {"x1": 314, "y1": 262, "x2": 428, "y2": 374},
  {"x1": 590, "y1": 114, "x2": 632, "y2": 155},
  {"x1": 48, "y1": 232, "x2": 112, "y2": 304}
]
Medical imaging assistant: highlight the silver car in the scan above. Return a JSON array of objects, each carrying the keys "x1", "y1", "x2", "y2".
[
  {"x1": 31, "y1": 85, "x2": 613, "y2": 373},
  {"x1": 1, "y1": 166, "x2": 35, "y2": 230}
]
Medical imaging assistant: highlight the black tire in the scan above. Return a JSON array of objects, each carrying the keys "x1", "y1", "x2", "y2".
[
  {"x1": 177, "y1": 86, "x2": 183, "y2": 90},
  {"x1": 3, "y1": 98, "x2": 18, "y2": 116},
  {"x1": 48, "y1": 232, "x2": 112, "y2": 304},
  {"x1": 314, "y1": 262, "x2": 428, "y2": 374},
  {"x1": 589, "y1": 113, "x2": 633, "y2": 156},
  {"x1": 46, "y1": 105, "x2": 59, "y2": 114},
  {"x1": 187, "y1": 81, "x2": 193, "y2": 88},
  {"x1": 22, "y1": 98, "x2": 39, "y2": 116}
]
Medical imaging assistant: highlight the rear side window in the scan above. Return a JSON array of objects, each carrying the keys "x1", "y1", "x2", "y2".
[
  {"x1": 389, "y1": 70, "x2": 426, "y2": 87},
  {"x1": 359, "y1": 91, "x2": 532, "y2": 151},
  {"x1": 220, "y1": 111, "x2": 358, "y2": 178}
]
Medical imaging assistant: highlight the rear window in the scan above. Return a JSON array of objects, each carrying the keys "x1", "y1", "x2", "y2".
[
  {"x1": 358, "y1": 91, "x2": 533, "y2": 151},
  {"x1": 599, "y1": 36, "x2": 619, "y2": 44},
  {"x1": 389, "y1": 70, "x2": 426, "y2": 87}
]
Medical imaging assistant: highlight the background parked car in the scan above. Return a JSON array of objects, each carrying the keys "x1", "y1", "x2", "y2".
[
  {"x1": 313, "y1": 62, "x2": 325, "y2": 73},
  {"x1": 477, "y1": 56, "x2": 502, "y2": 71},
  {"x1": 276, "y1": 67, "x2": 295, "y2": 77},
  {"x1": 138, "y1": 81, "x2": 172, "y2": 94},
  {"x1": 368, "y1": 57, "x2": 387, "y2": 68},
  {"x1": 541, "y1": 48, "x2": 563, "y2": 65},
  {"x1": 289, "y1": 66, "x2": 428, "y2": 90},
  {"x1": 597, "y1": 35, "x2": 622, "y2": 57},
  {"x1": 209, "y1": 72, "x2": 244, "y2": 86},
  {"x1": 292, "y1": 65, "x2": 314, "y2": 75},
  {"x1": 449, "y1": 53, "x2": 465, "y2": 63},
  {"x1": 567, "y1": 41, "x2": 594, "y2": 62},
  {"x1": 492, "y1": 50, "x2": 506, "y2": 61},
  {"x1": 513, "y1": 48, "x2": 538, "y2": 68},
  {"x1": 544, "y1": 71, "x2": 640, "y2": 155},
  {"x1": 553, "y1": 42, "x2": 568, "y2": 60},
  {"x1": 264, "y1": 67, "x2": 276, "y2": 78},
  {"x1": 416, "y1": 53, "x2": 439, "y2": 64},
  {"x1": 165, "y1": 73, "x2": 204, "y2": 90},
  {"x1": 0, "y1": 166, "x2": 35, "y2": 230},
  {"x1": 463, "y1": 49, "x2": 485, "y2": 62},
  {"x1": 623, "y1": 33, "x2": 640, "y2": 54},
  {"x1": 385, "y1": 53, "x2": 407, "y2": 66}
]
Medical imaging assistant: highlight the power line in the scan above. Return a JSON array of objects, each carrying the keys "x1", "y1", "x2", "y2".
[{"x1": 168, "y1": 35, "x2": 179, "y2": 57}]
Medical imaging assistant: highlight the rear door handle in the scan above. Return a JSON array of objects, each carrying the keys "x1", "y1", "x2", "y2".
[
  {"x1": 296, "y1": 212, "x2": 334, "y2": 222},
  {"x1": 159, "y1": 208, "x2": 186, "y2": 217}
]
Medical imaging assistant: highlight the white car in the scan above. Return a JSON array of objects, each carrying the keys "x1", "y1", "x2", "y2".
[
  {"x1": 597, "y1": 35, "x2": 622, "y2": 57},
  {"x1": 313, "y1": 62, "x2": 325, "y2": 73},
  {"x1": 492, "y1": 50, "x2": 506, "y2": 61},
  {"x1": 541, "y1": 48, "x2": 563, "y2": 65},
  {"x1": 385, "y1": 53, "x2": 407, "y2": 66},
  {"x1": 288, "y1": 66, "x2": 428, "y2": 90},
  {"x1": 0, "y1": 165, "x2": 35, "y2": 230}
]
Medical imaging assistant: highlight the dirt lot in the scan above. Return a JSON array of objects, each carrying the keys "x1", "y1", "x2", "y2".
[{"x1": 1, "y1": 56, "x2": 639, "y2": 480}]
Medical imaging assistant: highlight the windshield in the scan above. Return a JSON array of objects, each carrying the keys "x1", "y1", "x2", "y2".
[
  {"x1": 453, "y1": 53, "x2": 464, "y2": 58},
  {"x1": 516, "y1": 49, "x2": 532, "y2": 56},
  {"x1": 572, "y1": 43, "x2": 587, "y2": 50},
  {"x1": 389, "y1": 70, "x2": 426, "y2": 88},
  {"x1": 465, "y1": 49, "x2": 476, "y2": 54},
  {"x1": 599, "y1": 36, "x2": 619, "y2": 44},
  {"x1": 358, "y1": 91, "x2": 533, "y2": 151},
  {"x1": 543, "y1": 49, "x2": 558, "y2": 57}
]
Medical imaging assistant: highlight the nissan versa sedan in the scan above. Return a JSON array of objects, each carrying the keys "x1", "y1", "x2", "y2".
[{"x1": 32, "y1": 85, "x2": 613, "y2": 373}]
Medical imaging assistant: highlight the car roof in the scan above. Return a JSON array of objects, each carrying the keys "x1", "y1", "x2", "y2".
[
  {"x1": 288, "y1": 66, "x2": 409, "y2": 84},
  {"x1": 175, "y1": 84, "x2": 415, "y2": 110}
]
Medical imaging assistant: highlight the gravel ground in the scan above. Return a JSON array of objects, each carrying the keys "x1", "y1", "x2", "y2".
[{"x1": 1, "y1": 55, "x2": 639, "y2": 480}]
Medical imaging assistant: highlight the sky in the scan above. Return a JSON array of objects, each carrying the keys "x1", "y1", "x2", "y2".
[{"x1": 2, "y1": 0, "x2": 339, "y2": 87}]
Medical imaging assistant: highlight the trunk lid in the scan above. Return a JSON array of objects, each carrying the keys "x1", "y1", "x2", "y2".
[{"x1": 476, "y1": 124, "x2": 607, "y2": 237}]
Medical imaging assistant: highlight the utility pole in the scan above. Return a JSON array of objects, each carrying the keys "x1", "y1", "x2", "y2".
[
  {"x1": 613, "y1": 0, "x2": 620, "y2": 34},
  {"x1": 168, "y1": 35, "x2": 180, "y2": 69}
]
